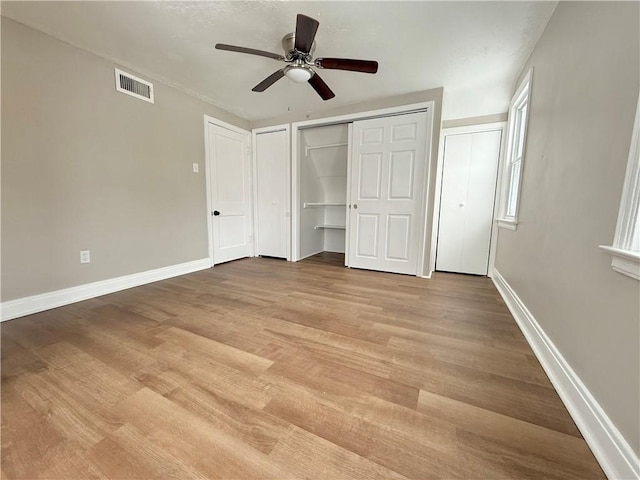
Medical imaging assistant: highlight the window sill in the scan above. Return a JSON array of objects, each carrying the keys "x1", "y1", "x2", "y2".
[
  {"x1": 497, "y1": 219, "x2": 518, "y2": 231},
  {"x1": 599, "y1": 245, "x2": 640, "y2": 280}
]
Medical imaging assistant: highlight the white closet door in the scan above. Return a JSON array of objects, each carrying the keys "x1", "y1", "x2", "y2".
[
  {"x1": 436, "y1": 129, "x2": 501, "y2": 275},
  {"x1": 348, "y1": 112, "x2": 427, "y2": 275},
  {"x1": 208, "y1": 123, "x2": 252, "y2": 264},
  {"x1": 256, "y1": 129, "x2": 288, "y2": 258}
]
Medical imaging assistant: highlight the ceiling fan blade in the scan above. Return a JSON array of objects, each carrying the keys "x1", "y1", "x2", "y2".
[
  {"x1": 315, "y1": 58, "x2": 378, "y2": 74},
  {"x1": 308, "y1": 72, "x2": 335, "y2": 101},
  {"x1": 215, "y1": 44, "x2": 284, "y2": 61},
  {"x1": 294, "y1": 14, "x2": 319, "y2": 54},
  {"x1": 252, "y1": 69, "x2": 286, "y2": 92}
]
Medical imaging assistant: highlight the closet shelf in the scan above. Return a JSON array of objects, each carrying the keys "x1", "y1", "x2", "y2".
[
  {"x1": 304, "y1": 202, "x2": 347, "y2": 208},
  {"x1": 305, "y1": 142, "x2": 348, "y2": 157},
  {"x1": 314, "y1": 224, "x2": 346, "y2": 230}
]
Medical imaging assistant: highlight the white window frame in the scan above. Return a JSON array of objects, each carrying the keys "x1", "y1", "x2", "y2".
[
  {"x1": 599, "y1": 93, "x2": 640, "y2": 280},
  {"x1": 498, "y1": 69, "x2": 533, "y2": 230}
]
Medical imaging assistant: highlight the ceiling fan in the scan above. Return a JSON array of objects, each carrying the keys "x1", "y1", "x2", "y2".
[{"x1": 215, "y1": 14, "x2": 379, "y2": 101}]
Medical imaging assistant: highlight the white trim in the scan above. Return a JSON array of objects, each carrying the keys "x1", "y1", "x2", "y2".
[
  {"x1": 492, "y1": 269, "x2": 640, "y2": 480},
  {"x1": 203, "y1": 115, "x2": 249, "y2": 137},
  {"x1": 293, "y1": 102, "x2": 433, "y2": 130},
  {"x1": 291, "y1": 100, "x2": 435, "y2": 276},
  {"x1": 0, "y1": 259, "x2": 210, "y2": 322},
  {"x1": 430, "y1": 122, "x2": 507, "y2": 277},
  {"x1": 251, "y1": 124, "x2": 292, "y2": 261},
  {"x1": 203, "y1": 116, "x2": 215, "y2": 266},
  {"x1": 601, "y1": 93, "x2": 640, "y2": 280},
  {"x1": 613, "y1": 94, "x2": 640, "y2": 250},
  {"x1": 291, "y1": 124, "x2": 301, "y2": 261},
  {"x1": 498, "y1": 68, "x2": 534, "y2": 228},
  {"x1": 203, "y1": 115, "x2": 252, "y2": 266},
  {"x1": 598, "y1": 245, "x2": 640, "y2": 280},
  {"x1": 497, "y1": 219, "x2": 518, "y2": 231},
  {"x1": 344, "y1": 123, "x2": 354, "y2": 267},
  {"x1": 417, "y1": 105, "x2": 435, "y2": 278}
]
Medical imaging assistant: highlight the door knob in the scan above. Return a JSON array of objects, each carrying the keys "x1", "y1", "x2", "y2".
[
  {"x1": 459, "y1": 203, "x2": 465, "y2": 207},
  {"x1": 212, "y1": 210, "x2": 221, "y2": 216},
  {"x1": 353, "y1": 204, "x2": 358, "y2": 209}
]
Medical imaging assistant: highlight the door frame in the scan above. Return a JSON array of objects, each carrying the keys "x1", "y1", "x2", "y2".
[
  {"x1": 291, "y1": 101, "x2": 435, "y2": 277},
  {"x1": 430, "y1": 121, "x2": 507, "y2": 278},
  {"x1": 251, "y1": 124, "x2": 292, "y2": 261},
  {"x1": 203, "y1": 115, "x2": 253, "y2": 267}
]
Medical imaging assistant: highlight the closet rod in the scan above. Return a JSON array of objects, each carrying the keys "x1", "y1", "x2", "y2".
[
  {"x1": 304, "y1": 202, "x2": 346, "y2": 208},
  {"x1": 305, "y1": 142, "x2": 348, "y2": 157},
  {"x1": 314, "y1": 225, "x2": 346, "y2": 230}
]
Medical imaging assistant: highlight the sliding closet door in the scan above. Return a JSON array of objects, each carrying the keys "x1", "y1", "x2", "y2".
[
  {"x1": 348, "y1": 112, "x2": 428, "y2": 275},
  {"x1": 255, "y1": 129, "x2": 289, "y2": 259}
]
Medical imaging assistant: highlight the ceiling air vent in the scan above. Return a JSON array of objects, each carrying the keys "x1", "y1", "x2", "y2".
[{"x1": 115, "y1": 68, "x2": 154, "y2": 103}]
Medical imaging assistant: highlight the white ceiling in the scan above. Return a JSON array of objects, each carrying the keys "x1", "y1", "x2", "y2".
[{"x1": 2, "y1": 1, "x2": 557, "y2": 123}]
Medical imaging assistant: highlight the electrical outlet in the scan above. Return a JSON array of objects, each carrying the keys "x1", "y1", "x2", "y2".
[
  {"x1": 80, "y1": 250, "x2": 91, "y2": 264},
  {"x1": 192, "y1": 163, "x2": 199, "y2": 173}
]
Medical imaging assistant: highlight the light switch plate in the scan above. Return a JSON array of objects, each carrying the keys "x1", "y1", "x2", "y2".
[{"x1": 192, "y1": 163, "x2": 199, "y2": 173}]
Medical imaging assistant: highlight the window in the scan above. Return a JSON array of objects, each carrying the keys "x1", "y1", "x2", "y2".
[
  {"x1": 600, "y1": 94, "x2": 640, "y2": 280},
  {"x1": 498, "y1": 69, "x2": 533, "y2": 230}
]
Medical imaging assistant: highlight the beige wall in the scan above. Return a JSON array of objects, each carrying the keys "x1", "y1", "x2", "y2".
[
  {"x1": 1, "y1": 18, "x2": 249, "y2": 301},
  {"x1": 495, "y1": 2, "x2": 639, "y2": 454},
  {"x1": 252, "y1": 88, "x2": 444, "y2": 275}
]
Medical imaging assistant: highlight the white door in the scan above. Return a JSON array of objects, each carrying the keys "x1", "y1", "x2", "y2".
[
  {"x1": 207, "y1": 122, "x2": 252, "y2": 265},
  {"x1": 255, "y1": 129, "x2": 289, "y2": 258},
  {"x1": 436, "y1": 129, "x2": 502, "y2": 275},
  {"x1": 348, "y1": 112, "x2": 428, "y2": 275}
]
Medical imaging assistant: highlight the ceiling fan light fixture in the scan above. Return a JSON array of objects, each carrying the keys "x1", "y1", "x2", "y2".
[{"x1": 285, "y1": 65, "x2": 312, "y2": 83}]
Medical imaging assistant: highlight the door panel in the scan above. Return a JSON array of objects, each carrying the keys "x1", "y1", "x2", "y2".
[
  {"x1": 358, "y1": 153, "x2": 382, "y2": 199},
  {"x1": 256, "y1": 130, "x2": 288, "y2": 259},
  {"x1": 361, "y1": 126, "x2": 384, "y2": 144},
  {"x1": 356, "y1": 214, "x2": 379, "y2": 257},
  {"x1": 389, "y1": 151, "x2": 415, "y2": 199},
  {"x1": 348, "y1": 112, "x2": 428, "y2": 275},
  {"x1": 391, "y1": 122, "x2": 417, "y2": 142},
  {"x1": 436, "y1": 129, "x2": 501, "y2": 275},
  {"x1": 208, "y1": 123, "x2": 252, "y2": 265},
  {"x1": 219, "y1": 216, "x2": 246, "y2": 249},
  {"x1": 386, "y1": 214, "x2": 411, "y2": 260}
]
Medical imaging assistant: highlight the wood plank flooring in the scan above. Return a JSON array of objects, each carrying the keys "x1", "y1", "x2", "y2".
[{"x1": 1, "y1": 253, "x2": 605, "y2": 479}]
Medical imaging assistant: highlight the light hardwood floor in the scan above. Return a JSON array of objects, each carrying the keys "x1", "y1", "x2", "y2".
[{"x1": 1, "y1": 253, "x2": 605, "y2": 479}]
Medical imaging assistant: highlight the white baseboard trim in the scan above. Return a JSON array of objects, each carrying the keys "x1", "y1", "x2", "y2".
[
  {"x1": 1, "y1": 258, "x2": 211, "y2": 322},
  {"x1": 492, "y1": 269, "x2": 639, "y2": 480},
  {"x1": 420, "y1": 269, "x2": 433, "y2": 279}
]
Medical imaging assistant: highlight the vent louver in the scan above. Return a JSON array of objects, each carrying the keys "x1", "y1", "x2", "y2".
[{"x1": 115, "y1": 68, "x2": 154, "y2": 103}]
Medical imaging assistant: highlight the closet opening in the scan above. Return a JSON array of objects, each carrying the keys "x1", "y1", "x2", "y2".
[
  {"x1": 290, "y1": 100, "x2": 435, "y2": 277},
  {"x1": 298, "y1": 123, "x2": 349, "y2": 264}
]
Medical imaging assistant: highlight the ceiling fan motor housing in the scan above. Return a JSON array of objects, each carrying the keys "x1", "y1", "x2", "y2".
[{"x1": 282, "y1": 33, "x2": 315, "y2": 61}]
